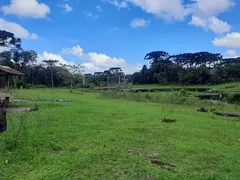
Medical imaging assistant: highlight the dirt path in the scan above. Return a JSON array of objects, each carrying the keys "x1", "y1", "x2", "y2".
[{"x1": 5, "y1": 107, "x2": 32, "y2": 113}]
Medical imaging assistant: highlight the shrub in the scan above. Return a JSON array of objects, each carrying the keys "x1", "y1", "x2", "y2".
[
  {"x1": 80, "y1": 83, "x2": 96, "y2": 89},
  {"x1": 226, "y1": 93, "x2": 240, "y2": 104},
  {"x1": 197, "y1": 106, "x2": 208, "y2": 112}
]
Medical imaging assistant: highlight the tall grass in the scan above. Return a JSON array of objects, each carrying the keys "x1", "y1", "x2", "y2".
[
  {"x1": 100, "y1": 89, "x2": 206, "y2": 106},
  {"x1": 0, "y1": 89, "x2": 239, "y2": 179},
  {"x1": 3, "y1": 113, "x2": 28, "y2": 150}
]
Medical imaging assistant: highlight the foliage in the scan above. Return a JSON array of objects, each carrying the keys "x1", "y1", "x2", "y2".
[
  {"x1": 1, "y1": 30, "x2": 240, "y2": 89},
  {"x1": 31, "y1": 84, "x2": 48, "y2": 89},
  {"x1": 133, "y1": 51, "x2": 240, "y2": 85},
  {"x1": 0, "y1": 30, "x2": 21, "y2": 49},
  {"x1": 101, "y1": 90, "x2": 202, "y2": 106}
]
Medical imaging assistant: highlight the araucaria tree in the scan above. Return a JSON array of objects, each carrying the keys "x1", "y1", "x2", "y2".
[{"x1": 43, "y1": 60, "x2": 59, "y2": 88}]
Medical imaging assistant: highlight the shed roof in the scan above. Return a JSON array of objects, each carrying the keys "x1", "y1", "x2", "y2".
[{"x1": 0, "y1": 65, "x2": 25, "y2": 76}]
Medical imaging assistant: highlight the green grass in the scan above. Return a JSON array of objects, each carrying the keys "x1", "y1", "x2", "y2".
[
  {"x1": 129, "y1": 82, "x2": 240, "y2": 92},
  {"x1": 0, "y1": 89, "x2": 240, "y2": 179}
]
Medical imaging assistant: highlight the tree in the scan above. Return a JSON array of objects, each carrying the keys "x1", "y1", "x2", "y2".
[
  {"x1": 144, "y1": 51, "x2": 169, "y2": 65},
  {"x1": 109, "y1": 67, "x2": 123, "y2": 85},
  {"x1": 0, "y1": 30, "x2": 21, "y2": 49},
  {"x1": 0, "y1": 51, "x2": 12, "y2": 67},
  {"x1": 140, "y1": 65, "x2": 148, "y2": 84},
  {"x1": 59, "y1": 64, "x2": 74, "y2": 90},
  {"x1": 43, "y1": 60, "x2": 59, "y2": 88},
  {"x1": 103, "y1": 70, "x2": 111, "y2": 85},
  {"x1": 93, "y1": 72, "x2": 105, "y2": 86},
  {"x1": 12, "y1": 50, "x2": 37, "y2": 71},
  {"x1": 145, "y1": 51, "x2": 173, "y2": 84}
]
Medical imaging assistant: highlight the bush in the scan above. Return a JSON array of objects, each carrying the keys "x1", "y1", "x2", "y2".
[
  {"x1": 226, "y1": 93, "x2": 240, "y2": 104},
  {"x1": 23, "y1": 83, "x2": 32, "y2": 89},
  {"x1": 197, "y1": 106, "x2": 208, "y2": 112},
  {"x1": 16, "y1": 81, "x2": 23, "y2": 89},
  {"x1": 80, "y1": 83, "x2": 96, "y2": 89}
]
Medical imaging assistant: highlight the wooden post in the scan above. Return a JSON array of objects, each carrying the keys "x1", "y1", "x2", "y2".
[
  {"x1": 118, "y1": 75, "x2": 121, "y2": 85},
  {"x1": 0, "y1": 106, "x2": 7, "y2": 133},
  {"x1": 82, "y1": 74, "x2": 85, "y2": 85},
  {"x1": 51, "y1": 67, "x2": 54, "y2": 88},
  {"x1": 5, "y1": 97, "x2": 10, "y2": 108},
  {"x1": 5, "y1": 75, "x2": 9, "y2": 91}
]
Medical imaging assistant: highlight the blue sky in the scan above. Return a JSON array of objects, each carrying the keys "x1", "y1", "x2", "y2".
[{"x1": 0, "y1": 0, "x2": 240, "y2": 73}]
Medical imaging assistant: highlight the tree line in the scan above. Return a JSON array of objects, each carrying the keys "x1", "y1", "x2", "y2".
[
  {"x1": 0, "y1": 30, "x2": 129, "y2": 88},
  {"x1": 132, "y1": 51, "x2": 240, "y2": 85},
  {"x1": 1, "y1": 29, "x2": 240, "y2": 88}
]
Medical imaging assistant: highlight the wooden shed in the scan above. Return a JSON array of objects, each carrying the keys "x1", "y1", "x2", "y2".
[
  {"x1": 0, "y1": 65, "x2": 25, "y2": 133},
  {"x1": 0, "y1": 65, "x2": 25, "y2": 90}
]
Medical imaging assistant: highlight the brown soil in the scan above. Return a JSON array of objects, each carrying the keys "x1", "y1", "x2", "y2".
[
  {"x1": 162, "y1": 118, "x2": 177, "y2": 123},
  {"x1": 213, "y1": 111, "x2": 240, "y2": 118},
  {"x1": 5, "y1": 107, "x2": 32, "y2": 113}
]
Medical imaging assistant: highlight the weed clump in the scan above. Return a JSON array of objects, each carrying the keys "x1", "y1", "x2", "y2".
[
  {"x1": 30, "y1": 105, "x2": 39, "y2": 112},
  {"x1": 162, "y1": 118, "x2": 177, "y2": 123},
  {"x1": 197, "y1": 106, "x2": 208, "y2": 112}
]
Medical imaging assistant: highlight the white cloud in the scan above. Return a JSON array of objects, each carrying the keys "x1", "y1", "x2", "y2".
[
  {"x1": 0, "y1": 18, "x2": 38, "y2": 40},
  {"x1": 131, "y1": 18, "x2": 150, "y2": 28},
  {"x1": 86, "y1": 12, "x2": 98, "y2": 20},
  {"x1": 81, "y1": 62, "x2": 101, "y2": 72},
  {"x1": 109, "y1": 26, "x2": 122, "y2": 32},
  {"x1": 189, "y1": 0, "x2": 235, "y2": 18},
  {"x1": 189, "y1": 16, "x2": 231, "y2": 34},
  {"x1": 62, "y1": 45, "x2": 84, "y2": 58},
  {"x1": 212, "y1": 32, "x2": 240, "y2": 48},
  {"x1": 0, "y1": 46, "x2": 10, "y2": 53},
  {"x1": 224, "y1": 50, "x2": 239, "y2": 58},
  {"x1": 104, "y1": 0, "x2": 235, "y2": 27},
  {"x1": 118, "y1": 1, "x2": 128, "y2": 8},
  {"x1": 188, "y1": 0, "x2": 234, "y2": 33},
  {"x1": 105, "y1": 0, "x2": 235, "y2": 36},
  {"x1": 1, "y1": 0, "x2": 50, "y2": 19},
  {"x1": 85, "y1": 52, "x2": 126, "y2": 67},
  {"x1": 61, "y1": 45, "x2": 141, "y2": 73},
  {"x1": 189, "y1": 16, "x2": 206, "y2": 28},
  {"x1": 35, "y1": 45, "x2": 142, "y2": 74},
  {"x1": 59, "y1": 4, "x2": 72, "y2": 13},
  {"x1": 122, "y1": 63, "x2": 143, "y2": 74},
  {"x1": 104, "y1": 0, "x2": 128, "y2": 9},
  {"x1": 96, "y1": 6, "x2": 103, "y2": 12},
  {"x1": 208, "y1": 16, "x2": 231, "y2": 34},
  {"x1": 127, "y1": 0, "x2": 187, "y2": 21},
  {"x1": 62, "y1": 45, "x2": 125, "y2": 68},
  {"x1": 37, "y1": 51, "x2": 75, "y2": 66}
]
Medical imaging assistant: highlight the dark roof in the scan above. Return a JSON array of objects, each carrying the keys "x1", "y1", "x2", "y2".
[{"x1": 0, "y1": 65, "x2": 25, "y2": 76}]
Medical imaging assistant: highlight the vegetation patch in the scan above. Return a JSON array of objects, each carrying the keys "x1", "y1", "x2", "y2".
[
  {"x1": 0, "y1": 89, "x2": 239, "y2": 179},
  {"x1": 197, "y1": 106, "x2": 208, "y2": 112},
  {"x1": 161, "y1": 118, "x2": 177, "y2": 123},
  {"x1": 13, "y1": 98, "x2": 72, "y2": 103},
  {"x1": 151, "y1": 159, "x2": 176, "y2": 168},
  {"x1": 129, "y1": 87, "x2": 212, "y2": 93},
  {"x1": 5, "y1": 107, "x2": 33, "y2": 113},
  {"x1": 100, "y1": 89, "x2": 203, "y2": 106},
  {"x1": 213, "y1": 111, "x2": 240, "y2": 118}
]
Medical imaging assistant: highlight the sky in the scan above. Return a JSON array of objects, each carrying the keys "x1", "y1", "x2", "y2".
[{"x1": 0, "y1": 0, "x2": 240, "y2": 73}]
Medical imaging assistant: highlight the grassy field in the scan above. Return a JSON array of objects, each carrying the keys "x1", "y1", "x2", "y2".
[
  {"x1": 0, "y1": 89, "x2": 240, "y2": 179},
  {"x1": 129, "y1": 82, "x2": 240, "y2": 92}
]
